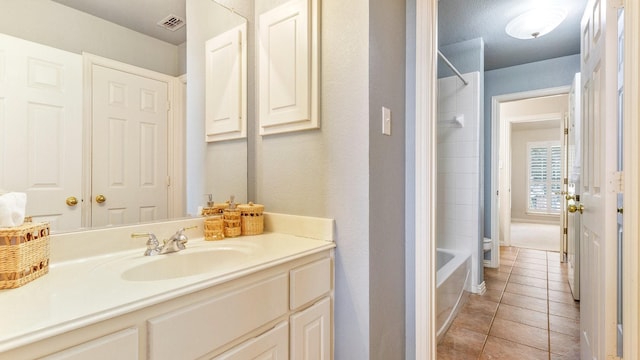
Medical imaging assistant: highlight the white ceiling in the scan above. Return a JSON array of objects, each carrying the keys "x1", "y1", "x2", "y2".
[
  {"x1": 439, "y1": 0, "x2": 589, "y2": 71},
  {"x1": 51, "y1": 0, "x2": 186, "y2": 45}
]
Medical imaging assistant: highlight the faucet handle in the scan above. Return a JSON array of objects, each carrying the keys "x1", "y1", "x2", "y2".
[{"x1": 132, "y1": 232, "x2": 160, "y2": 256}]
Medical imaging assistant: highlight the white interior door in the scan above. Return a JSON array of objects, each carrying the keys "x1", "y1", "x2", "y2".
[
  {"x1": 91, "y1": 64, "x2": 168, "y2": 227},
  {"x1": 579, "y1": 0, "x2": 620, "y2": 358},
  {"x1": 567, "y1": 73, "x2": 581, "y2": 300},
  {"x1": 0, "y1": 34, "x2": 82, "y2": 232}
]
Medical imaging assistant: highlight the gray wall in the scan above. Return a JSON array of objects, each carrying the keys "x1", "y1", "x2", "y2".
[
  {"x1": 483, "y1": 54, "x2": 581, "y2": 237},
  {"x1": 404, "y1": 0, "x2": 416, "y2": 358},
  {"x1": 0, "y1": 0, "x2": 181, "y2": 76},
  {"x1": 369, "y1": 0, "x2": 406, "y2": 358},
  {"x1": 253, "y1": 0, "x2": 372, "y2": 358}
]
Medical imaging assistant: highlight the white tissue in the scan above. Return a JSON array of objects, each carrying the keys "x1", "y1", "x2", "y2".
[{"x1": 0, "y1": 192, "x2": 27, "y2": 227}]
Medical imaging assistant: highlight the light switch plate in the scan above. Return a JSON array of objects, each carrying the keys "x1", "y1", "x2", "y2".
[{"x1": 382, "y1": 106, "x2": 391, "y2": 135}]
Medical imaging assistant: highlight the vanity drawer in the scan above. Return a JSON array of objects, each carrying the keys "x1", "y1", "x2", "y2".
[
  {"x1": 41, "y1": 328, "x2": 138, "y2": 360},
  {"x1": 290, "y1": 257, "x2": 332, "y2": 310},
  {"x1": 148, "y1": 273, "x2": 288, "y2": 360}
]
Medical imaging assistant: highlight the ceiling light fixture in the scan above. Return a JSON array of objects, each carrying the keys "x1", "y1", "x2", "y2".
[{"x1": 505, "y1": 7, "x2": 567, "y2": 40}]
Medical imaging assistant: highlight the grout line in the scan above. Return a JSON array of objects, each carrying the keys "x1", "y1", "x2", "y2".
[
  {"x1": 478, "y1": 246, "x2": 518, "y2": 359},
  {"x1": 546, "y1": 250, "x2": 551, "y2": 360}
]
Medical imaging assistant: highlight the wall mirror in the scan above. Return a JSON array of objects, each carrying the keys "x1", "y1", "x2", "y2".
[{"x1": 0, "y1": 0, "x2": 249, "y2": 233}]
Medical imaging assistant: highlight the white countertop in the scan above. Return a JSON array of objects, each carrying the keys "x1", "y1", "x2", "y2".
[{"x1": 0, "y1": 213, "x2": 335, "y2": 353}]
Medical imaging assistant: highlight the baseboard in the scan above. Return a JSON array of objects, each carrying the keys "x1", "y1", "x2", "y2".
[
  {"x1": 511, "y1": 217, "x2": 559, "y2": 225},
  {"x1": 472, "y1": 281, "x2": 486, "y2": 295}
]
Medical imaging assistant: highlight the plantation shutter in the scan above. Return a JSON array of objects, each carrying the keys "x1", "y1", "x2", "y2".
[{"x1": 528, "y1": 142, "x2": 561, "y2": 214}]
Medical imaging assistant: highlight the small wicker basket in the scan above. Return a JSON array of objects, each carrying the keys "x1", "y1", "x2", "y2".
[
  {"x1": 238, "y1": 202, "x2": 264, "y2": 235},
  {"x1": 223, "y1": 209, "x2": 242, "y2": 237},
  {"x1": 0, "y1": 221, "x2": 50, "y2": 289},
  {"x1": 204, "y1": 216, "x2": 225, "y2": 241},
  {"x1": 202, "y1": 203, "x2": 229, "y2": 216}
]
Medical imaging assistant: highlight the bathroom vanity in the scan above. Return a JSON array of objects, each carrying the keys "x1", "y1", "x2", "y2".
[{"x1": 0, "y1": 213, "x2": 335, "y2": 359}]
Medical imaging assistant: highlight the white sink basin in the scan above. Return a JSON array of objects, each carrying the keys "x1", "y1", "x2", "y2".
[{"x1": 96, "y1": 241, "x2": 262, "y2": 282}]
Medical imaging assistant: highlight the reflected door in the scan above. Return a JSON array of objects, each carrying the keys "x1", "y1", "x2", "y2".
[
  {"x1": 91, "y1": 64, "x2": 168, "y2": 227},
  {"x1": 0, "y1": 34, "x2": 82, "y2": 231}
]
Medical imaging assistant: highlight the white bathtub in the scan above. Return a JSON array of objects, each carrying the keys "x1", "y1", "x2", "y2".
[{"x1": 436, "y1": 248, "x2": 471, "y2": 340}]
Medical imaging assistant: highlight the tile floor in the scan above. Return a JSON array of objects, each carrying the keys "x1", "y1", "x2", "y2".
[{"x1": 437, "y1": 246, "x2": 580, "y2": 360}]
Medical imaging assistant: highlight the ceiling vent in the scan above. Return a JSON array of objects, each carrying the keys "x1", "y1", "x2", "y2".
[{"x1": 157, "y1": 14, "x2": 185, "y2": 32}]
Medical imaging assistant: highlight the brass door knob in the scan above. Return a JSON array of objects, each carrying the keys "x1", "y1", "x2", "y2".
[
  {"x1": 95, "y1": 194, "x2": 106, "y2": 204},
  {"x1": 66, "y1": 196, "x2": 78, "y2": 207},
  {"x1": 565, "y1": 195, "x2": 576, "y2": 201},
  {"x1": 568, "y1": 204, "x2": 584, "y2": 214}
]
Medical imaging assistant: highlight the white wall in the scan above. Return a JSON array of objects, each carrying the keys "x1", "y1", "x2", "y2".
[
  {"x1": 0, "y1": 0, "x2": 181, "y2": 76},
  {"x1": 437, "y1": 72, "x2": 481, "y2": 291}
]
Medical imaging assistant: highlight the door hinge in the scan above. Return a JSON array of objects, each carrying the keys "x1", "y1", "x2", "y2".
[
  {"x1": 564, "y1": 178, "x2": 568, "y2": 185},
  {"x1": 564, "y1": 128, "x2": 569, "y2": 135},
  {"x1": 611, "y1": 171, "x2": 623, "y2": 193},
  {"x1": 166, "y1": 176, "x2": 171, "y2": 187},
  {"x1": 563, "y1": 228, "x2": 568, "y2": 235},
  {"x1": 167, "y1": 100, "x2": 171, "y2": 112}
]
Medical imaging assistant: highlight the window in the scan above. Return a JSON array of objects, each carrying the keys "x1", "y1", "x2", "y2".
[{"x1": 527, "y1": 141, "x2": 562, "y2": 214}]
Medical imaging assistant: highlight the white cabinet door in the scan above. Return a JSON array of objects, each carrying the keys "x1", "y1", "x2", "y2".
[
  {"x1": 91, "y1": 64, "x2": 169, "y2": 227},
  {"x1": 41, "y1": 328, "x2": 138, "y2": 360},
  {"x1": 0, "y1": 33, "x2": 82, "y2": 232},
  {"x1": 290, "y1": 297, "x2": 331, "y2": 360},
  {"x1": 205, "y1": 23, "x2": 247, "y2": 142},
  {"x1": 258, "y1": 0, "x2": 319, "y2": 135},
  {"x1": 213, "y1": 322, "x2": 288, "y2": 360}
]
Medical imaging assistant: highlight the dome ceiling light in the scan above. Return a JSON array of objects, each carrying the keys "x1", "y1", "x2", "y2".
[{"x1": 505, "y1": 7, "x2": 568, "y2": 40}]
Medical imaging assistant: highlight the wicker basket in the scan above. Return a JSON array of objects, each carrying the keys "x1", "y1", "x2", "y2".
[
  {"x1": 204, "y1": 216, "x2": 225, "y2": 241},
  {"x1": 238, "y1": 202, "x2": 264, "y2": 235},
  {"x1": 202, "y1": 203, "x2": 229, "y2": 216},
  {"x1": 223, "y1": 209, "x2": 241, "y2": 237},
  {"x1": 0, "y1": 222, "x2": 50, "y2": 289}
]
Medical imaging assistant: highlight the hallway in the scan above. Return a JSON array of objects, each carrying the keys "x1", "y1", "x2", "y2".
[{"x1": 437, "y1": 247, "x2": 580, "y2": 359}]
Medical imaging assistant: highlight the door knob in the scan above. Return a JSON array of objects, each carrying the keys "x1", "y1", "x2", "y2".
[
  {"x1": 95, "y1": 194, "x2": 106, "y2": 204},
  {"x1": 566, "y1": 195, "x2": 576, "y2": 201},
  {"x1": 568, "y1": 204, "x2": 584, "y2": 214},
  {"x1": 66, "y1": 196, "x2": 78, "y2": 207}
]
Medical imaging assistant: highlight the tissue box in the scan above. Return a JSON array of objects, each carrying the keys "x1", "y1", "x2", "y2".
[{"x1": 0, "y1": 221, "x2": 50, "y2": 289}]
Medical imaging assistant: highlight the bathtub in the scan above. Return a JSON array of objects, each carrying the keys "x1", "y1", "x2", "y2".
[{"x1": 436, "y1": 248, "x2": 472, "y2": 341}]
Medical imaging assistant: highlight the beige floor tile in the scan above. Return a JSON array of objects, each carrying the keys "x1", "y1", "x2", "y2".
[
  {"x1": 501, "y1": 292, "x2": 548, "y2": 313},
  {"x1": 485, "y1": 277, "x2": 507, "y2": 291},
  {"x1": 489, "y1": 317, "x2": 549, "y2": 351},
  {"x1": 504, "y1": 282, "x2": 548, "y2": 300},
  {"x1": 510, "y1": 267, "x2": 547, "y2": 279},
  {"x1": 548, "y1": 271, "x2": 569, "y2": 282},
  {"x1": 437, "y1": 324, "x2": 487, "y2": 359},
  {"x1": 516, "y1": 256, "x2": 548, "y2": 265},
  {"x1": 481, "y1": 336, "x2": 549, "y2": 360},
  {"x1": 548, "y1": 279, "x2": 572, "y2": 293},
  {"x1": 508, "y1": 274, "x2": 548, "y2": 289},
  {"x1": 550, "y1": 331, "x2": 580, "y2": 357},
  {"x1": 495, "y1": 303, "x2": 548, "y2": 330},
  {"x1": 513, "y1": 261, "x2": 548, "y2": 272},
  {"x1": 451, "y1": 305, "x2": 495, "y2": 335},
  {"x1": 549, "y1": 289, "x2": 578, "y2": 305},
  {"x1": 480, "y1": 288, "x2": 504, "y2": 303},
  {"x1": 549, "y1": 314, "x2": 580, "y2": 337},
  {"x1": 549, "y1": 300, "x2": 580, "y2": 320},
  {"x1": 484, "y1": 268, "x2": 510, "y2": 281}
]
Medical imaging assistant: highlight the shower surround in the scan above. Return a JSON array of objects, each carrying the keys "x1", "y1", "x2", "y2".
[{"x1": 437, "y1": 71, "x2": 484, "y2": 293}]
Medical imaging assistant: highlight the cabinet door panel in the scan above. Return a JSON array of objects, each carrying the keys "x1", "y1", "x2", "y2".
[
  {"x1": 41, "y1": 328, "x2": 138, "y2": 360},
  {"x1": 213, "y1": 321, "x2": 288, "y2": 360},
  {"x1": 290, "y1": 257, "x2": 331, "y2": 310},
  {"x1": 148, "y1": 274, "x2": 288, "y2": 360},
  {"x1": 290, "y1": 297, "x2": 331, "y2": 360}
]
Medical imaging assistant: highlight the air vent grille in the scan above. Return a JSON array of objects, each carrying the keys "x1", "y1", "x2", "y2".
[{"x1": 157, "y1": 14, "x2": 185, "y2": 31}]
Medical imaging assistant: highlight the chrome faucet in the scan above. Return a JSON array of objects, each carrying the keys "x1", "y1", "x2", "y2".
[{"x1": 131, "y1": 226, "x2": 197, "y2": 256}]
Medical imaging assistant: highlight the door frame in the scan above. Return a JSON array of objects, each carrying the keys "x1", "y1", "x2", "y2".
[
  {"x1": 623, "y1": 1, "x2": 640, "y2": 357},
  {"x1": 415, "y1": 0, "x2": 640, "y2": 358},
  {"x1": 81, "y1": 53, "x2": 184, "y2": 227},
  {"x1": 491, "y1": 87, "x2": 569, "y2": 253}
]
